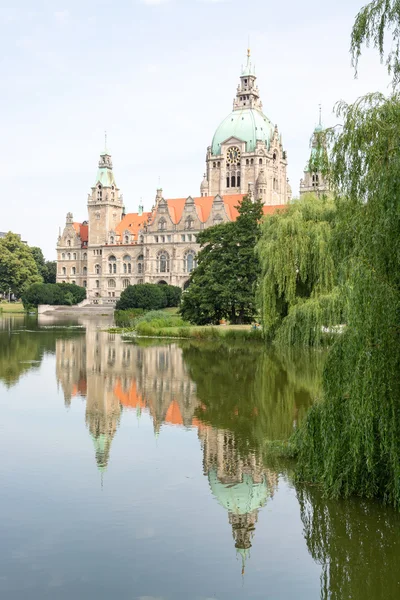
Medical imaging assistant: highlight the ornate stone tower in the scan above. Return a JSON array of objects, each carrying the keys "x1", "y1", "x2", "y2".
[
  {"x1": 202, "y1": 50, "x2": 290, "y2": 205},
  {"x1": 300, "y1": 108, "x2": 329, "y2": 196},
  {"x1": 87, "y1": 142, "x2": 123, "y2": 247}
]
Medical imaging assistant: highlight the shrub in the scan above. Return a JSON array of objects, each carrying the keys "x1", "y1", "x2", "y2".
[
  {"x1": 162, "y1": 285, "x2": 182, "y2": 307},
  {"x1": 22, "y1": 283, "x2": 86, "y2": 308},
  {"x1": 116, "y1": 284, "x2": 167, "y2": 311},
  {"x1": 114, "y1": 308, "x2": 145, "y2": 327}
]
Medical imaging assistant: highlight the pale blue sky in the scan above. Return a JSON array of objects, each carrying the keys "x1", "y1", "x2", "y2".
[{"x1": 0, "y1": 0, "x2": 390, "y2": 258}]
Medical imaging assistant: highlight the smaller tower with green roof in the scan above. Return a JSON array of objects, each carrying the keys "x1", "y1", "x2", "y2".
[{"x1": 300, "y1": 107, "x2": 330, "y2": 196}]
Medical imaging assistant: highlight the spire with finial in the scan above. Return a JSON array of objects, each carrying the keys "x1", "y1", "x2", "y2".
[{"x1": 234, "y1": 48, "x2": 261, "y2": 111}]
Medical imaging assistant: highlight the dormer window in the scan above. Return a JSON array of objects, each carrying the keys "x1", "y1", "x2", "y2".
[
  {"x1": 110, "y1": 236, "x2": 114, "y2": 244},
  {"x1": 125, "y1": 235, "x2": 129, "y2": 243},
  {"x1": 158, "y1": 218, "x2": 166, "y2": 231}
]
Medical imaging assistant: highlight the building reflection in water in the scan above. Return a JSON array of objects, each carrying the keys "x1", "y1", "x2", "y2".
[{"x1": 55, "y1": 319, "x2": 280, "y2": 569}]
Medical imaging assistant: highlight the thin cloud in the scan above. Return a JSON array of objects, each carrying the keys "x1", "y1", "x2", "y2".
[
  {"x1": 140, "y1": 0, "x2": 170, "y2": 5},
  {"x1": 54, "y1": 10, "x2": 70, "y2": 24}
]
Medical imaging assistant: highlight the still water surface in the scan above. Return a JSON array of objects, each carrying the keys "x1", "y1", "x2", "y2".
[{"x1": 0, "y1": 315, "x2": 399, "y2": 599}]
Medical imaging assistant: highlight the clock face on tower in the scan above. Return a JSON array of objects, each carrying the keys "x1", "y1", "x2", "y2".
[{"x1": 226, "y1": 146, "x2": 241, "y2": 164}]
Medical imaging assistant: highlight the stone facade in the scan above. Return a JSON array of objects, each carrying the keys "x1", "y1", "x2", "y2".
[{"x1": 56, "y1": 52, "x2": 294, "y2": 305}]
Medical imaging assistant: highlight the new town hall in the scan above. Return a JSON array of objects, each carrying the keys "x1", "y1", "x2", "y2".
[{"x1": 56, "y1": 52, "x2": 325, "y2": 304}]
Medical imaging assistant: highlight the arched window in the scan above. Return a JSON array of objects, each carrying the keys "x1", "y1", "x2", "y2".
[
  {"x1": 139, "y1": 235, "x2": 144, "y2": 243},
  {"x1": 72, "y1": 280, "x2": 76, "y2": 285},
  {"x1": 95, "y1": 280, "x2": 100, "y2": 288},
  {"x1": 110, "y1": 236, "x2": 114, "y2": 244},
  {"x1": 157, "y1": 251, "x2": 170, "y2": 273},
  {"x1": 123, "y1": 255, "x2": 131, "y2": 274},
  {"x1": 95, "y1": 264, "x2": 101, "y2": 274},
  {"x1": 250, "y1": 158, "x2": 254, "y2": 165},
  {"x1": 73, "y1": 253, "x2": 77, "y2": 260},
  {"x1": 67, "y1": 240, "x2": 71, "y2": 247},
  {"x1": 246, "y1": 159, "x2": 249, "y2": 166},
  {"x1": 124, "y1": 235, "x2": 129, "y2": 243},
  {"x1": 158, "y1": 218, "x2": 166, "y2": 231},
  {"x1": 123, "y1": 279, "x2": 130, "y2": 289},
  {"x1": 83, "y1": 266, "x2": 87, "y2": 275},
  {"x1": 71, "y1": 266, "x2": 76, "y2": 275},
  {"x1": 226, "y1": 176, "x2": 230, "y2": 188},
  {"x1": 108, "y1": 279, "x2": 116, "y2": 288},
  {"x1": 61, "y1": 253, "x2": 65, "y2": 260},
  {"x1": 67, "y1": 253, "x2": 71, "y2": 260},
  {"x1": 231, "y1": 175, "x2": 236, "y2": 188},
  {"x1": 83, "y1": 252, "x2": 87, "y2": 260},
  {"x1": 185, "y1": 217, "x2": 194, "y2": 230},
  {"x1": 237, "y1": 172, "x2": 241, "y2": 187},
  {"x1": 184, "y1": 251, "x2": 196, "y2": 273},
  {"x1": 83, "y1": 280, "x2": 87, "y2": 288},
  {"x1": 62, "y1": 267, "x2": 66, "y2": 275},
  {"x1": 259, "y1": 158, "x2": 263, "y2": 165},
  {"x1": 108, "y1": 255, "x2": 117, "y2": 274},
  {"x1": 273, "y1": 151, "x2": 277, "y2": 162}
]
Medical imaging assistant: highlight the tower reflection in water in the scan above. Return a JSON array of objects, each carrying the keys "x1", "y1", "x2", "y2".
[{"x1": 55, "y1": 319, "x2": 294, "y2": 570}]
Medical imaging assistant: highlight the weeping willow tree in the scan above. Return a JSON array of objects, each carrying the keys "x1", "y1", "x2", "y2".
[
  {"x1": 295, "y1": 1, "x2": 400, "y2": 507},
  {"x1": 256, "y1": 193, "x2": 344, "y2": 347}
]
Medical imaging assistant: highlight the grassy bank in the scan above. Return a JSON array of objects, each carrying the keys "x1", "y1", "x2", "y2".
[
  {"x1": 109, "y1": 309, "x2": 263, "y2": 342},
  {"x1": 0, "y1": 302, "x2": 26, "y2": 314}
]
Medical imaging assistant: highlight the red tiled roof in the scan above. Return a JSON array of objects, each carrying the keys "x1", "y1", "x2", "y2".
[
  {"x1": 115, "y1": 212, "x2": 152, "y2": 239},
  {"x1": 262, "y1": 204, "x2": 287, "y2": 216}
]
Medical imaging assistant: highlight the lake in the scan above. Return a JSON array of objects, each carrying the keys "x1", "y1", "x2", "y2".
[{"x1": 0, "y1": 314, "x2": 399, "y2": 599}]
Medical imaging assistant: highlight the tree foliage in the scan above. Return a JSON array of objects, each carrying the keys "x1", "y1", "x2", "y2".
[
  {"x1": 22, "y1": 283, "x2": 86, "y2": 308},
  {"x1": 180, "y1": 196, "x2": 263, "y2": 325},
  {"x1": 116, "y1": 283, "x2": 168, "y2": 311},
  {"x1": 30, "y1": 246, "x2": 56, "y2": 283},
  {"x1": 351, "y1": 0, "x2": 400, "y2": 87},
  {"x1": 0, "y1": 233, "x2": 42, "y2": 297},
  {"x1": 256, "y1": 193, "x2": 343, "y2": 346},
  {"x1": 295, "y1": 4, "x2": 400, "y2": 507}
]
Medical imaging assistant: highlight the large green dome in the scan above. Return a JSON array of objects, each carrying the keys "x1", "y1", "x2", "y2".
[{"x1": 211, "y1": 108, "x2": 274, "y2": 156}]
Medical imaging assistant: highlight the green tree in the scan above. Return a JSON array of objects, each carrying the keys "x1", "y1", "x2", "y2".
[
  {"x1": 295, "y1": 1, "x2": 400, "y2": 507},
  {"x1": 180, "y1": 196, "x2": 263, "y2": 325},
  {"x1": 256, "y1": 193, "x2": 344, "y2": 346},
  {"x1": 30, "y1": 247, "x2": 56, "y2": 283},
  {"x1": 162, "y1": 285, "x2": 182, "y2": 308},
  {"x1": 116, "y1": 283, "x2": 167, "y2": 311},
  {"x1": 43, "y1": 260, "x2": 56, "y2": 283},
  {"x1": 0, "y1": 233, "x2": 42, "y2": 298}
]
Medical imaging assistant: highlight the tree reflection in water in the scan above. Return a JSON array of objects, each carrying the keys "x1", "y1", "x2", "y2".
[{"x1": 297, "y1": 484, "x2": 400, "y2": 599}]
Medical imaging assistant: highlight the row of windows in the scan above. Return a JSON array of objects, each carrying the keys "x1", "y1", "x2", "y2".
[
  {"x1": 93, "y1": 252, "x2": 196, "y2": 275},
  {"x1": 154, "y1": 233, "x2": 196, "y2": 243},
  {"x1": 61, "y1": 266, "x2": 88, "y2": 276},
  {"x1": 226, "y1": 173, "x2": 241, "y2": 189},
  {"x1": 109, "y1": 235, "x2": 131, "y2": 244},
  {"x1": 61, "y1": 252, "x2": 88, "y2": 260},
  {"x1": 158, "y1": 217, "x2": 194, "y2": 231},
  {"x1": 212, "y1": 155, "x2": 279, "y2": 168}
]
